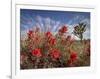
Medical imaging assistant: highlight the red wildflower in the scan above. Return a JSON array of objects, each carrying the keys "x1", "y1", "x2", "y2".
[
  {"x1": 32, "y1": 48, "x2": 42, "y2": 57},
  {"x1": 45, "y1": 31, "x2": 52, "y2": 38},
  {"x1": 66, "y1": 35, "x2": 74, "y2": 45},
  {"x1": 49, "y1": 37, "x2": 56, "y2": 45},
  {"x1": 70, "y1": 52, "x2": 77, "y2": 61},
  {"x1": 67, "y1": 51, "x2": 78, "y2": 66},
  {"x1": 50, "y1": 49, "x2": 61, "y2": 59},
  {"x1": 66, "y1": 35, "x2": 71, "y2": 41},
  {"x1": 27, "y1": 30, "x2": 33, "y2": 38},
  {"x1": 59, "y1": 25, "x2": 68, "y2": 33}
]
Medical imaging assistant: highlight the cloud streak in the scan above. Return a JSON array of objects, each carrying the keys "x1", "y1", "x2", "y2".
[{"x1": 20, "y1": 9, "x2": 90, "y2": 40}]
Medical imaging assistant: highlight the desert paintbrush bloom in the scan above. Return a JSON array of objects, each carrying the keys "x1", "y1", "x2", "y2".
[
  {"x1": 70, "y1": 52, "x2": 78, "y2": 61},
  {"x1": 49, "y1": 37, "x2": 56, "y2": 45},
  {"x1": 67, "y1": 51, "x2": 78, "y2": 66},
  {"x1": 27, "y1": 30, "x2": 33, "y2": 38},
  {"x1": 45, "y1": 31, "x2": 52, "y2": 38},
  {"x1": 32, "y1": 48, "x2": 42, "y2": 57},
  {"x1": 66, "y1": 35, "x2": 71, "y2": 41},
  {"x1": 50, "y1": 49, "x2": 61, "y2": 59},
  {"x1": 59, "y1": 25, "x2": 68, "y2": 33}
]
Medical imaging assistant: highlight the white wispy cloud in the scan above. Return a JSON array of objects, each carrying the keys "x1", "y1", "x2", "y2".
[
  {"x1": 51, "y1": 21, "x2": 61, "y2": 32},
  {"x1": 35, "y1": 15, "x2": 61, "y2": 32},
  {"x1": 67, "y1": 15, "x2": 85, "y2": 25},
  {"x1": 21, "y1": 15, "x2": 90, "y2": 40},
  {"x1": 35, "y1": 15, "x2": 44, "y2": 32}
]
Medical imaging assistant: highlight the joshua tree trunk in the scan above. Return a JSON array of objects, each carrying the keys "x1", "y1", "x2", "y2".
[{"x1": 80, "y1": 33, "x2": 83, "y2": 43}]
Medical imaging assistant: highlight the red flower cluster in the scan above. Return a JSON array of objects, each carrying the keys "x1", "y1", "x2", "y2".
[
  {"x1": 66, "y1": 35, "x2": 71, "y2": 41},
  {"x1": 70, "y1": 52, "x2": 77, "y2": 61},
  {"x1": 32, "y1": 48, "x2": 42, "y2": 57},
  {"x1": 49, "y1": 37, "x2": 56, "y2": 45},
  {"x1": 59, "y1": 25, "x2": 68, "y2": 33},
  {"x1": 50, "y1": 49, "x2": 61, "y2": 59},
  {"x1": 27, "y1": 30, "x2": 33, "y2": 38},
  {"x1": 67, "y1": 51, "x2": 78, "y2": 65},
  {"x1": 21, "y1": 24, "x2": 90, "y2": 69},
  {"x1": 65, "y1": 35, "x2": 75, "y2": 45},
  {"x1": 45, "y1": 31, "x2": 52, "y2": 38},
  {"x1": 45, "y1": 31, "x2": 56, "y2": 45}
]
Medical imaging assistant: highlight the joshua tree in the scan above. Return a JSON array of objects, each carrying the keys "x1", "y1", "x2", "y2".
[{"x1": 73, "y1": 23, "x2": 86, "y2": 42}]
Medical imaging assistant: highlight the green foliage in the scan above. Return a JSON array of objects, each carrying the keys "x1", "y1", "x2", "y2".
[{"x1": 73, "y1": 23, "x2": 86, "y2": 42}]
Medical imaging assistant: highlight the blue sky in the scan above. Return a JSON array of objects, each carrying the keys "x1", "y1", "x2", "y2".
[{"x1": 20, "y1": 9, "x2": 90, "y2": 39}]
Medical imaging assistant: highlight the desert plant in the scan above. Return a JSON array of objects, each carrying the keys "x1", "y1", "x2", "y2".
[
  {"x1": 20, "y1": 25, "x2": 90, "y2": 69},
  {"x1": 73, "y1": 23, "x2": 86, "y2": 42}
]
